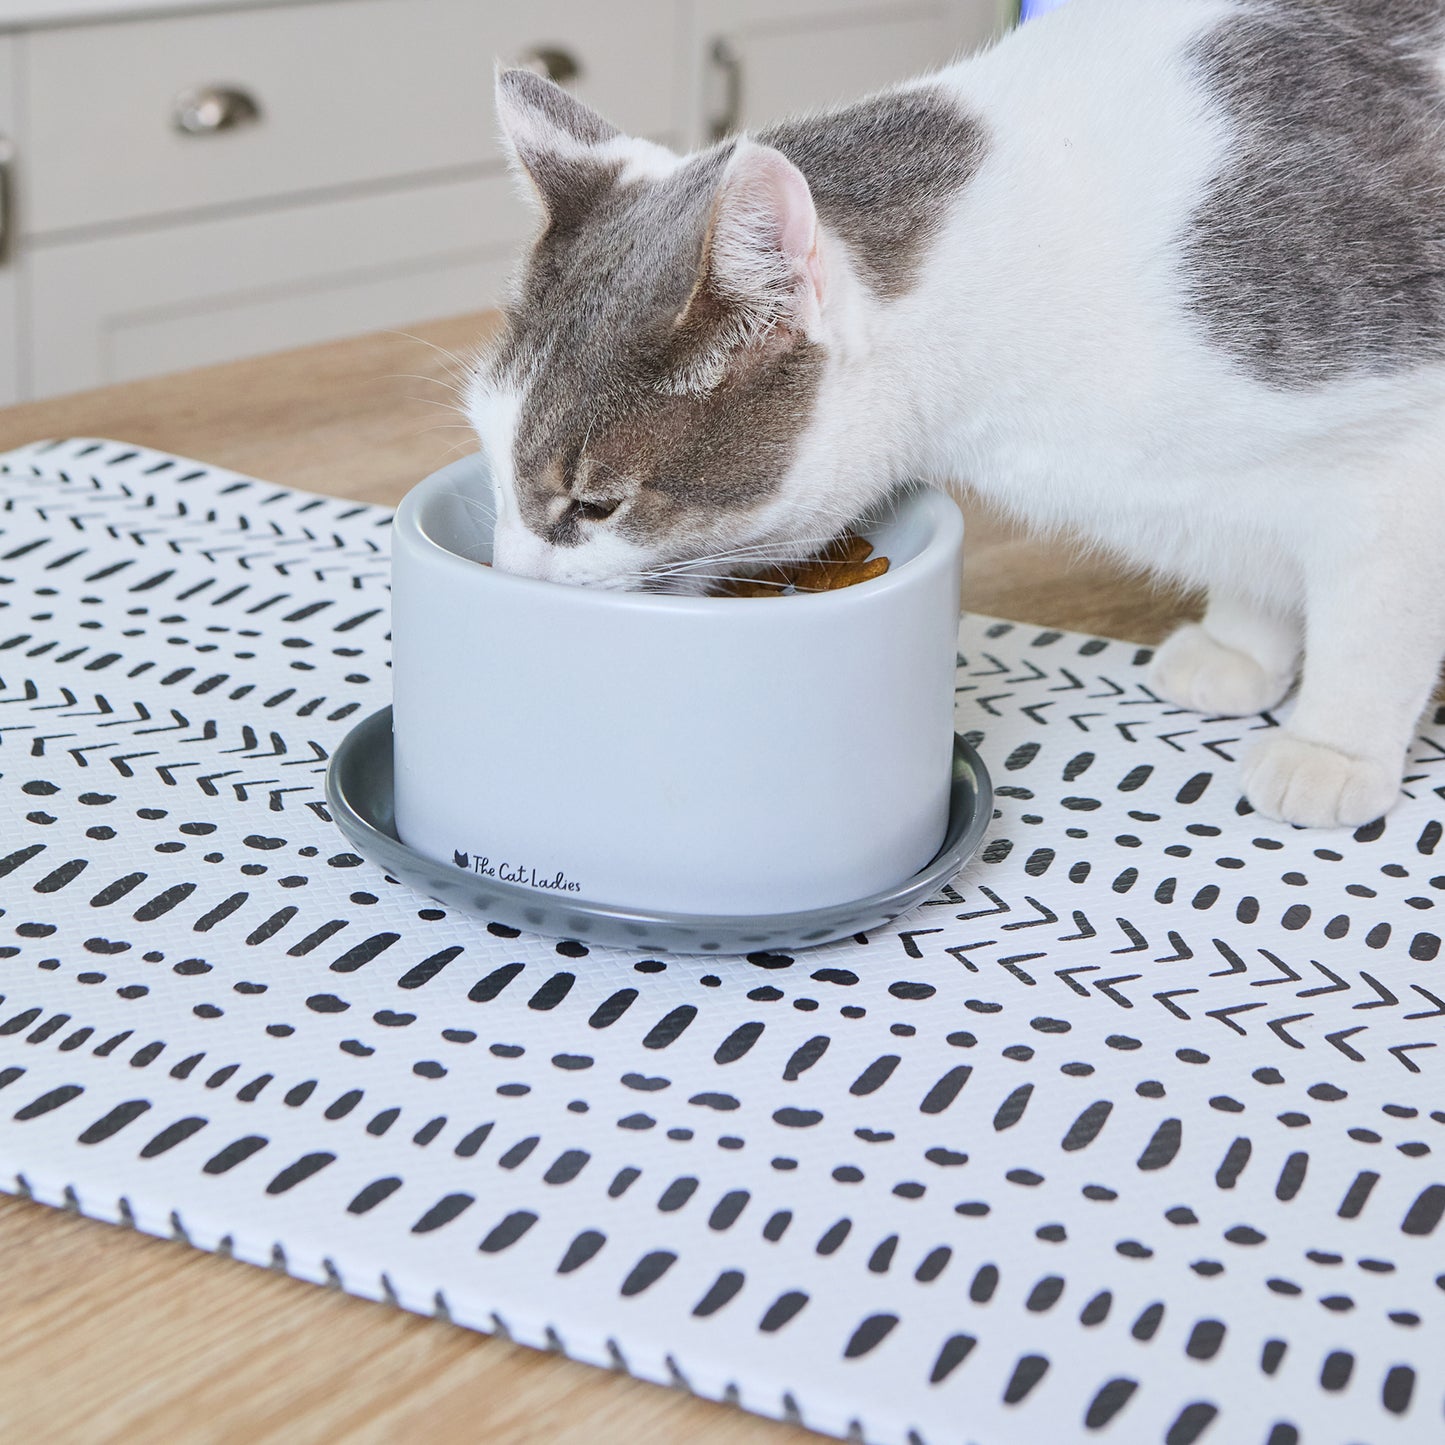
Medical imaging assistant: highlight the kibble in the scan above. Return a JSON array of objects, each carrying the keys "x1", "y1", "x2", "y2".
[{"x1": 713, "y1": 531, "x2": 890, "y2": 598}]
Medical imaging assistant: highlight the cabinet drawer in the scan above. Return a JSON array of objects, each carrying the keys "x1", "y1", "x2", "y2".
[
  {"x1": 26, "y1": 171, "x2": 526, "y2": 394},
  {"x1": 23, "y1": 0, "x2": 680, "y2": 236}
]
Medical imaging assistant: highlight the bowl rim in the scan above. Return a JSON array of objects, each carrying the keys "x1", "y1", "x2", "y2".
[{"x1": 395, "y1": 452, "x2": 964, "y2": 616}]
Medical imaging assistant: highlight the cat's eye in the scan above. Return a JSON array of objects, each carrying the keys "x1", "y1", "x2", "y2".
[{"x1": 573, "y1": 497, "x2": 621, "y2": 522}]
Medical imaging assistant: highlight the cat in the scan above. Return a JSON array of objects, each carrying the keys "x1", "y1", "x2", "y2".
[{"x1": 466, "y1": 0, "x2": 1445, "y2": 831}]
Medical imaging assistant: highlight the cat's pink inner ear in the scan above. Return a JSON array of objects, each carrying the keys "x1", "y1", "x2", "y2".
[
  {"x1": 709, "y1": 143, "x2": 823, "y2": 317},
  {"x1": 663, "y1": 143, "x2": 821, "y2": 394}
]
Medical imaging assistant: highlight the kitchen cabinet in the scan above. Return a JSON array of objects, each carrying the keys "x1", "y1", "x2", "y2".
[
  {"x1": 2, "y1": 0, "x2": 1008, "y2": 402},
  {"x1": 23, "y1": 0, "x2": 681, "y2": 235}
]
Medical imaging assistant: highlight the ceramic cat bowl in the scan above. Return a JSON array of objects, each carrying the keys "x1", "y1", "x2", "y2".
[{"x1": 383, "y1": 452, "x2": 967, "y2": 919}]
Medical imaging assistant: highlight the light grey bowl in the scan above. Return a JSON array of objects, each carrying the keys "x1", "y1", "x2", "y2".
[
  {"x1": 326, "y1": 706, "x2": 993, "y2": 954},
  {"x1": 391, "y1": 453, "x2": 967, "y2": 918}
]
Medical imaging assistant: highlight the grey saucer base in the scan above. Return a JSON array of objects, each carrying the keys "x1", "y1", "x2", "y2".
[{"x1": 325, "y1": 707, "x2": 993, "y2": 955}]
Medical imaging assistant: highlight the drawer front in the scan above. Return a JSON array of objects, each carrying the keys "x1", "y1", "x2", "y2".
[
  {"x1": 104, "y1": 250, "x2": 512, "y2": 384},
  {"x1": 24, "y1": 0, "x2": 680, "y2": 236},
  {"x1": 27, "y1": 171, "x2": 526, "y2": 395}
]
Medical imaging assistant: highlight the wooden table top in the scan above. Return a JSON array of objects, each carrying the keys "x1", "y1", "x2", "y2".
[{"x1": 0, "y1": 317, "x2": 1193, "y2": 1443}]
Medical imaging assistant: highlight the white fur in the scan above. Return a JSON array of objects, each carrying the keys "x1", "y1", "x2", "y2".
[
  {"x1": 478, "y1": 1, "x2": 1445, "y2": 826},
  {"x1": 608, "y1": 135, "x2": 685, "y2": 185}
]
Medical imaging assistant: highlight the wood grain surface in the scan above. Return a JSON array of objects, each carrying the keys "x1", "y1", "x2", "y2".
[{"x1": 0, "y1": 318, "x2": 1194, "y2": 1444}]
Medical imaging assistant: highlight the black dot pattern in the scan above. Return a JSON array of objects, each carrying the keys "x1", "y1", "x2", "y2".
[{"x1": 0, "y1": 440, "x2": 1440, "y2": 1445}]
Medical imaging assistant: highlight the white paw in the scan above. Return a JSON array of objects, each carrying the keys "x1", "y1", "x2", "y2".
[
  {"x1": 1147, "y1": 623, "x2": 1292, "y2": 716},
  {"x1": 1241, "y1": 734, "x2": 1399, "y2": 828}
]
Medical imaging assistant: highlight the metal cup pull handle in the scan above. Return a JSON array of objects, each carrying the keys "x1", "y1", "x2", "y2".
[
  {"x1": 0, "y1": 135, "x2": 13, "y2": 264},
  {"x1": 515, "y1": 46, "x2": 582, "y2": 88},
  {"x1": 173, "y1": 86, "x2": 263, "y2": 136},
  {"x1": 709, "y1": 38, "x2": 743, "y2": 140}
]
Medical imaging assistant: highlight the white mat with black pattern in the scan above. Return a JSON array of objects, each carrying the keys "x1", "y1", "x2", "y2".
[{"x1": 0, "y1": 437, "x2": 1441, "y2": 1445}]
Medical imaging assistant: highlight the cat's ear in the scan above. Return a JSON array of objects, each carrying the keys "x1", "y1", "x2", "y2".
[
  {"x1": 667, "y1": 141, "x2": 824, "y2": 393},
  {"x1": 495, "y1": 66, "x2": 621, "y2": 225}
]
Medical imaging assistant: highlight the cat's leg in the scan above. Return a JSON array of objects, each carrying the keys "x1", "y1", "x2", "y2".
[
  {"x1": 1148, "y1": 590, "x2": 1301, "y2": 716},
  {"x1": 1241, "y1": 533, "x2": 1445, "y2": 829}
]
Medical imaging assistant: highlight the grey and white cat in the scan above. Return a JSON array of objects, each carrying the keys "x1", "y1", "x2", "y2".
[{"x1": 468, "y1": 0, "x2": 1445, "y2": 831}]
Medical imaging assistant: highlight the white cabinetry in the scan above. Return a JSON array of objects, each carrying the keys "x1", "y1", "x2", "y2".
[
  {"x1": 17, "y1": 0, "x2": 681, "y2": 396},
  {"x1": 22, "y1": 0, "x2": 681, "y2": 234},
  {"x1": 2, "y1": 0, "x2": 1008, "y2": 403},
  {"x1": 5, "y1": 0, "x2": 684, "y2": 400}
]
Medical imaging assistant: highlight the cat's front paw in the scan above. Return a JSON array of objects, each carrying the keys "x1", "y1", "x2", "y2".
[
  {"x1": 1241, "y1": 734, "x2": 1398, "y2": 828},
  {"x1": 1148, "y1": 623, "x2": 1292, "y2": 716}
]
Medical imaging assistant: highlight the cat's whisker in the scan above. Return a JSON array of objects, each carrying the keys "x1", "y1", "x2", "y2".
[
  {"x1": 646, "y1": 541, "x2": 802, "y2": 571},
  {"x1": 642, "y1": 536, "x2": 836, "y2": 578},
  {"x1": 663, "y1": 532, "x2": 844, "y2": 566},
  {"x1": 431, "y1": 437, "x2": 485, "y2": 465},
  {"x1": 578, "y1": 412, "x2": 600, "y2": 462},
  {"x1": 410, "y1": 423, "x2": 481, "y2": 440},
  {"x1": 655, "y1": 567, "x2": 791, "y2": 588},
  {"x1": 441, "y1": 488, "x2": 498, "y2": 518},
  {"x1": 382, "y1": 330, "x2": 479, "y2": 387},
  {"x1": 640, "y1": 554, "x2": 800, "y2": 583},
  {"x1": 386, "y1": 371, "x2": 468, "y2": 399},
  {"x1": 403, "y1": 395, "x2": 470, "y2": 415}
]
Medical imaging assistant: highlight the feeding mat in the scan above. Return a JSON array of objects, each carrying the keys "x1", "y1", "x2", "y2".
[{"x1": 0, "y1": 438, "x2": 1440, "y2": 1445}]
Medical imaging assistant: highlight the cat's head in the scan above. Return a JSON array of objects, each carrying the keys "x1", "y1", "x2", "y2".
[{"x1": 468, "y1": 69, "x2": 869, "y2": 591}]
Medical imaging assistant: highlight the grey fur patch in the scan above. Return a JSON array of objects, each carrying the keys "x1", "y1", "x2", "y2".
[
  {"x1": 762, "y1": 87, "x2": 989, "y2": 298},
  {"x1": 1185, "y1": 0, "x2": 1445, "y2": 387}
]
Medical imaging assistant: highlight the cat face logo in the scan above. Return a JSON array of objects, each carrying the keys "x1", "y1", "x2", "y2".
[{"x1": 453, "y1": 850, "x2": 469, "y2": 870}]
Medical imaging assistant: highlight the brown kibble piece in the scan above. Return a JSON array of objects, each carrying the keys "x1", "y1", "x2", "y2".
[
  {"x1": 791, "y1": 547, "x2": 890, "y2": 592},
  {"x1": 818, "y1": 532, "x2": 873, "y2": 565},
  {"x1": 711, "y1": 530, "x2": 889, "y2": 598},
  {"x1": 795, "y1": 554, "x2": 890, "y2": 592}
]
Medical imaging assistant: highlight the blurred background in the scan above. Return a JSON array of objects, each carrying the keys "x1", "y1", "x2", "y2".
[{"x1": 0, "y1": 0, "x2": 1021, "y2": 404}]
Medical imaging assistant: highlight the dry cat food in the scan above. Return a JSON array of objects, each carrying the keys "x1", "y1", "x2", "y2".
[{"x1": 713, "y1": 530, "x2": 890, "y2": 597}]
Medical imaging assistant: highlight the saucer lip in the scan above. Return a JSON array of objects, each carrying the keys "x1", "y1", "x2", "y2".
[{"x1": 325, "y1": 705, "x2": 993, "y2": 950}]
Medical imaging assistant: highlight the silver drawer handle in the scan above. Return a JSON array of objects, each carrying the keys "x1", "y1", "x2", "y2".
[
  {"x1": 173, "y1": 86, "x2": 262, "y2": 136},
  {"x1": 0, "y1": 135, "x2": 13, "y2": 265},
  {"x1": 515, "y1": 46, "x2": 582, "y2": 88},
  {"x1": 709, "y1": 38, "x2": 743, "y2": 140}
]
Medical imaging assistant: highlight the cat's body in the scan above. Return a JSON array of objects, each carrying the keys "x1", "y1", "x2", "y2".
[{"x1": 471, "y1": 0, "x2": 1445, "y2": 829}]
